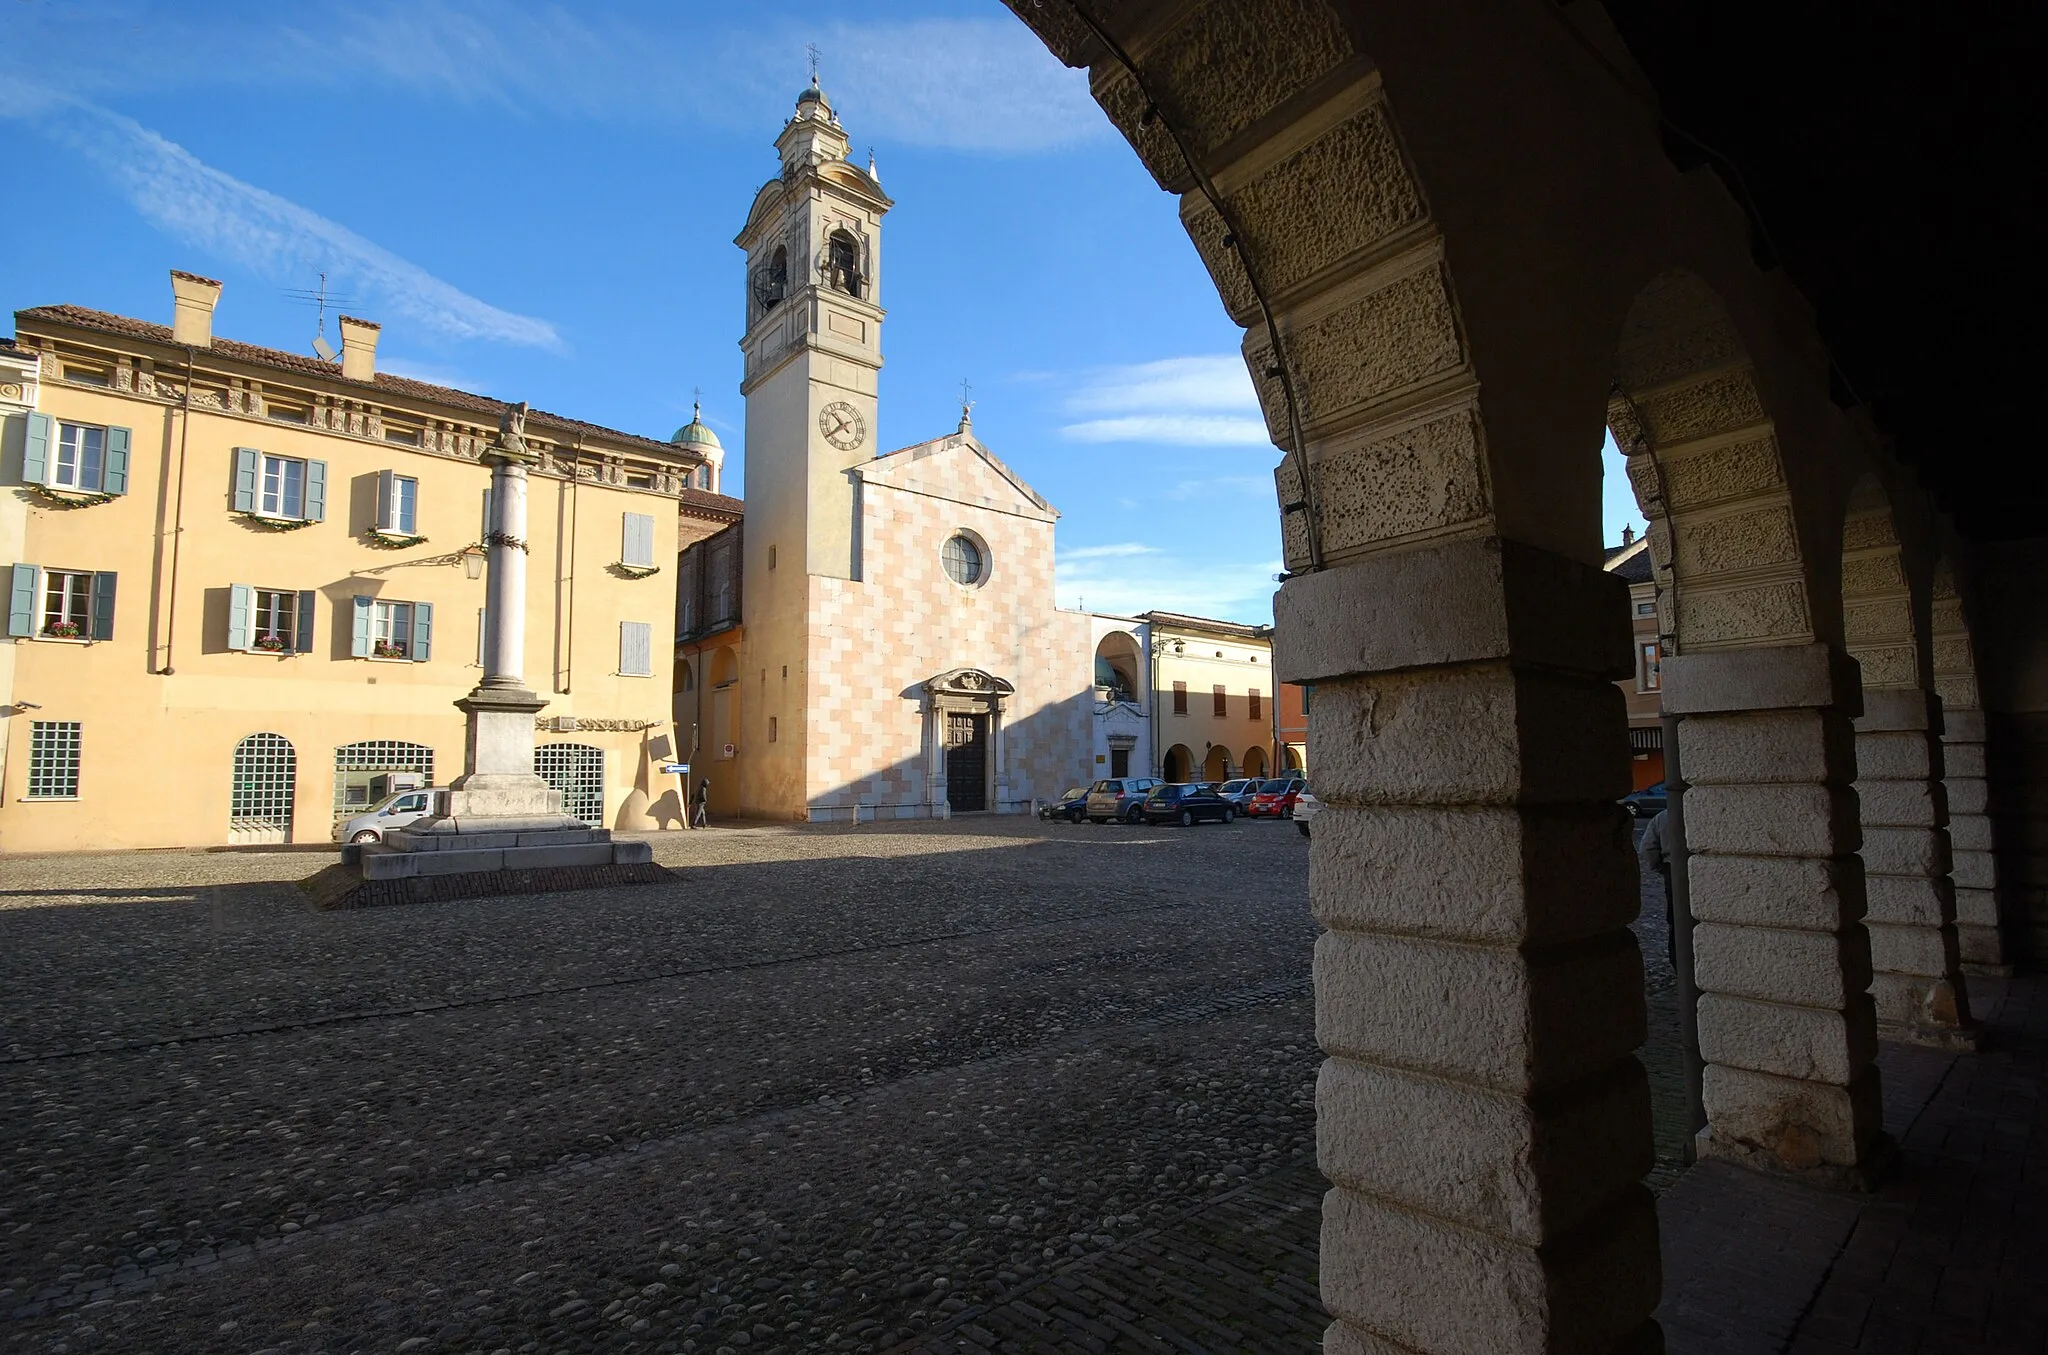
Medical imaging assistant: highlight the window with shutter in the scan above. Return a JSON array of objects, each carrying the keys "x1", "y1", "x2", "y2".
[
  {"x1": 8, "y1": 564, "x2": 40, "y2": 637},
  {"x1": 622, "y1": 512, "x2": 655, "y2": 567},
  {"x1": 1249, "y1": 688, "x2": 1262, "y2": 720},
  {"x1": 1172, "y1": 681, "x2": 1187, "y2": 715},
  {"x1": 377, "y1": 471, "x2": 419, "y2": 535},
  {"x1": 620, "y1": 621, "x2": 653, "y2": 677},
  {"x1": 1213, "y1": 685, "x2": 1227, "y2": 717}
]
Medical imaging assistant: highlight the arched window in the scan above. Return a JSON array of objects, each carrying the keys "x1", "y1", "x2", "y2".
[
  {"x1": 754, "y1": 246, "x2": 788, "y2": 312},
  {"x1": 827, "y1": 231, "x2": 862, "y2": 299},
  {"x1": 332, "y1": 740, "x2": 434, "y2": 822},
  {"x1": 230, "y1": 733, "x2": 297, "y2": 844},
  {"x1": 535, "y1": 743, "x2": 605, "y2": 826}
]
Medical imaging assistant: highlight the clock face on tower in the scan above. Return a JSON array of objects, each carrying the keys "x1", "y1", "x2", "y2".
[{"x1": 819, "y1": 401, "x2": 867, "y2": 451}]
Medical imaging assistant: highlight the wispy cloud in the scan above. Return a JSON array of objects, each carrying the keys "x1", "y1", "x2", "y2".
[
  {"x1": 6, "y1": 94, "x2": 559, "y2": 350},
  {"x1": 2, "y1": 5, "x2": 1103, "y2": 156},
  {"x1": 1162, "y1": 474, "x2": 1272, "y2": 501},
  {"x1": 1057, "y1": 356, "x2": 1271, "y2": 447},
  {"x1": 377, "y1": 356, "x2": 491, "y2": 393},
  {"x1": 1060, "y1": 542, "x2": 1160, "y2": 562},
  {"x1": 1058, "y1": 541, "x2": 1281, "y2": 623}
]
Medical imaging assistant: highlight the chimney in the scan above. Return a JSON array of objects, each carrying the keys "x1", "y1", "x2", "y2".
[
  {"x1": 169, "y1": 270, "x2": 222, "y2": 348},
  {"x1": 1621, "y1": 524, "x2": 1636, "y2": 546},
  {"x1": 338, "y1": 315, "x2": 381, "y2": 382}
]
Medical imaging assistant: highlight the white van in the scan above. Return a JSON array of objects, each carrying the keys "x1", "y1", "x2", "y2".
[{"x1": 333, "y1": 787, "x2": 445, "y2": 844}]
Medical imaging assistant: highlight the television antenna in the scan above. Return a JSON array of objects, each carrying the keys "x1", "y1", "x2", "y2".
[{"x1": 282, "y1": 272, "x2": 355, "y2": 361}]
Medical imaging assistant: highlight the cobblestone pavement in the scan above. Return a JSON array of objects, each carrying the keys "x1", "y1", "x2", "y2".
[
  {"x1": 16, "y1": 812, "x2": 1991, "y2": 1355},
  {"x1": 2, "y1": 818, "x2": 1328, "y2": 1354}
]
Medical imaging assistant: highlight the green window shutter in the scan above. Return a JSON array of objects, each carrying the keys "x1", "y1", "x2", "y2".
[
  {"x1": 411, "y1": 601, "x2": 434, "y2": 662},
  {"x1": 304, "y1": 459, "x2": 328, "y2": 521},
  {"x1": 376, "y1": 469, "x2": 395, "y2": 531},
  {"x1": 227, "y1": 583, "x2": 253, "y2": 651},
  {"x1": 89, "y1": 572, "x2": 117, "y2": 642},
  {"x1": 23, "y1": 413, "x2": 52, "y2": 485},
  {"x1": 7, "y1": 564, "x2": 38, "y2": 637},
  {"x1": 295, "y1": 590, "x2": 317, "y2": 653},
  {"x1": 102, "y1": 427, "x2": 132, "y2": 495},
  {"x1": 232, "y1": 447, "x2": 259, "y2": 513},
  {"x1": 350, "y1": 595, "x2": 372, "y2": 658}
]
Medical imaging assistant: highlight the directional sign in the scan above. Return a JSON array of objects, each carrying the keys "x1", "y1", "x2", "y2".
[{"x1": 661, "y1": 762, "x2": 690, "y2": 775}]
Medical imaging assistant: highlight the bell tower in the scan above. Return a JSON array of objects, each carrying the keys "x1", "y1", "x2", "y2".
[{"x1": 736, "y1": 79, "x2": 892, "y2": 585}]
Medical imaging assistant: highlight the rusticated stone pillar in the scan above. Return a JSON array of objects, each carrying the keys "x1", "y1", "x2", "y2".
[
  {"x1": 1942, "y1": 709, "x2": 2009, "y2": 973},
  {"x1": 1277, "y1": 537, "x2": 1660, "y2": 1355},
  {"x1": 1855, "y1": 690, "x2": 1978, "y2": 1044},
  {"x1": 1665, "y1": 644, "x2": 1891, "y2": 1188}
]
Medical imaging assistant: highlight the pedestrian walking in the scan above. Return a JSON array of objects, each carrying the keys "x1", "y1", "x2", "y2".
[
  {"x1": 691, "y1": 776, "x2": 711, "y2": 829},
  {"x1": 1638, "y1": 808, "x2": 1675, "y2": 968}
]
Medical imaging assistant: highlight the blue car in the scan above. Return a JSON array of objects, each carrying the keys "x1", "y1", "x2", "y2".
[{"x1": 1622, "y1": 782, "x2": 1668, "y2": 818}]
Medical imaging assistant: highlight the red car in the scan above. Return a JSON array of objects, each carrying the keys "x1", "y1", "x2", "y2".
[{"x1": 1246, "y1": 778, "x2": 1307, "y2": 818}]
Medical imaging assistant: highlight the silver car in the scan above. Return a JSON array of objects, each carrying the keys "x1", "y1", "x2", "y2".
[
  {"x1": 1084, "y1": 777, "x2": 1161, "y2": 824},
  {"x1": 333, "y1": 787, "x2": 445, "y2": 844},
  {"x1": 1216, "y1": 778, "x2": 1262, "y2": 811}
]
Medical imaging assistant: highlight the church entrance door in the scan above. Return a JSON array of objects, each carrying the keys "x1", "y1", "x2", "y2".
[{"x1": 945, "y1": 713, "x2": 989, "y2": 812}]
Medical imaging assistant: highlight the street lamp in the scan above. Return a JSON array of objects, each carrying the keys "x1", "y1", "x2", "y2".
[{"x1": 461, "y1": 546, "x2": 487, "y2": 580}]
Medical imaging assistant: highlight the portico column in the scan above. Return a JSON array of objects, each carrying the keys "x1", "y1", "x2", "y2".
[
  {"x1": 924, "y1": 702, "x2": 947, "y2": 818},
  {"x1": 990, "y1": 698, "x2": 1008, "y2": 810},
  {"x1": 1855, "y1": 689, "x2": 1978, "y2": 1044},
  {"x1": 1278, "y1": 538, "x2": 1660, "y2": 1355},
  {"x1": 1942, "y1": 708, "x2": 2009, "y2": 973},
  {"x1": 1665, "y1": 644, "x2": 1889, "y2": 1186}
]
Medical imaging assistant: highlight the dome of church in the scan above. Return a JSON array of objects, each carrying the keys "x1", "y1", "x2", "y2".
[
  {"x1": 797, "y1": 82, "x2": 830, "y2": 111},
  {"x1": 671, "y1": 405, "x2": 722, "y2": 453}
]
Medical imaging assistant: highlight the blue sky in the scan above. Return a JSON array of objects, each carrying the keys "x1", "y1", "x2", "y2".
[{"x1": 0, "y1": 0, "x2": 1642, "y2": 624}]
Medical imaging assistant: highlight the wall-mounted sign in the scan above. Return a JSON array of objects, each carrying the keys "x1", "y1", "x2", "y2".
[{"x1": 661, "y1": 762, "x2": 690, "y2": 775}]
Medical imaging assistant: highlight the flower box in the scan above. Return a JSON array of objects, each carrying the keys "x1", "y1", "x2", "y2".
[
  {"x1": 43, "y1": 621, "x2": 82, "y2": 639},
  {"x1": 253, "y1": 634, "x2": 290, "y2": 652},
  {"x1": 371, "y1": 642, "x2": 408, "y2": 660}
]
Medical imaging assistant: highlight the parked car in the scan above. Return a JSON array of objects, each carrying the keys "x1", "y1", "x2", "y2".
[
  {"x1": 1247, "y1": 777, "x2": 1307, "y2": 818},
  {"x1": 1040, "y1": 786, "x2": 1090, "y2": 823},
  {"x1": 1086, "y1": 777, "x2": 1162, "y2": 824},
  {"x1": 1292, "y1": 788, "x2": 1321, "y2": 837},
  {"x1": 1140, "y1": 782, "x2": 1237, "y2": 826},
  {"x1": 1622, "y1": 782, "x2": 1668, "y2": 818},
  {"x1": 1216, "y1": 778, "x2": 1262, "y2": 811},
  {"x1": 333, "y1": 787, "x2": 446, "y2": 844}
]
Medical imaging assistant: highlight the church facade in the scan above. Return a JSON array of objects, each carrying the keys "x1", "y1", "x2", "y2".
[{"x1": 690, "y1": 84, "x2": 1095, "y2": 821}]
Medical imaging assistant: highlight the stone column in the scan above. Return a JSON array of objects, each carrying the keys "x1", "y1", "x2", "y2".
[
  {"x1": 481, "y1": 450, "x2": 530, "y2": 693},
  {"x1": 1665, "y1": 644, "x2": 1890, "y2": 1187},
  {"x1": 1942, "y1": 708, "x2": 2009, "y2": 974},
  {"x1": 445, "y1": 444, "x2": 564, "y2": 822},
  {"x1": 1277, "y1": 538, "x2": 1660, "y2": 1355},
  {"x1": 1855, "y1": 689, "x2": 1978, "y2": 1044}
]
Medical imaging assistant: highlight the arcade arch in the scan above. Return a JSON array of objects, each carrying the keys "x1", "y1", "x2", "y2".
[{"x1": 995, "y1": 3, "x2": 1996, "y2": 1350}]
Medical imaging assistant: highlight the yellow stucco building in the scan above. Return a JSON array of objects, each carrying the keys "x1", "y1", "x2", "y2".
[
  {"x1": 0, "y1": 272, "x2": 706, "y2": 851},
  {"x1": 1143, "y1": 612, "x2": 1285, "y2": 784}
]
